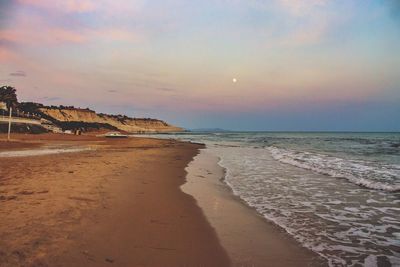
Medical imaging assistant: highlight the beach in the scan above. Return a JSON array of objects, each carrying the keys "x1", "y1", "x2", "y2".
[
  {"x1": 183, "y1": 150, "x2": 326, "y2": 266},
  {"x1": 0, "y1": 133, "x2": 323, "y2": 266},
  {"x1": 153, "y1": 132, "x2": 400, "y2": 266},
  {"x1": 0, "y1": 134, "x2": 228, "y2": 266},
  {"x1": 2, "y1": 0, "x2": 398, "y2": 265}
]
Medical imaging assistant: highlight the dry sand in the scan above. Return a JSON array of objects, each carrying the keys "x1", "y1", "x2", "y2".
[
  {"x1": 0, "y1": 133, "x2": 324, "y2": 267},
  {"x1": 0, "y1": 134, "x2": 229, "y2": 266}
]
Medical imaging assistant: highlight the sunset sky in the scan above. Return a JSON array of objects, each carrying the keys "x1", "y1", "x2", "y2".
[{"x1": 1, "y1": 0, "x2": 399, "y2": 131}]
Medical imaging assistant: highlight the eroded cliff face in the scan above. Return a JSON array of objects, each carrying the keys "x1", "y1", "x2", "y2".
[{"x1": 39, "y1": 108, "x2": 183, "y2": 133}]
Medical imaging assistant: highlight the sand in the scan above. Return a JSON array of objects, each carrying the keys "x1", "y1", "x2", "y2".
[
  {"x1": 183, "y1": 149, "x2": 327, "y2": 266},
  {"x1": 0, "y1": 133, "x2": 323, "y2": 266},
  {"x1": 0, "y1": 134, "x2": 229, "y2": 266}
]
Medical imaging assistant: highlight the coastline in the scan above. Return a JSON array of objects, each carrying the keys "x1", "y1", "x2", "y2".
[
  {"x1": 1, "y1": 133, "x2": 327, "y2": 266},
  {"x1": 182, "y1": 149, "x2": 327, "y2": 266},
  {"x1": 0, "y1": 134, "x2": 230, "y2": 266}
]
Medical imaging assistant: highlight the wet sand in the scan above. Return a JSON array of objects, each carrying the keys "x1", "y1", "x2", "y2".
[
  {"x1": 183, "y1": 149, "x2": 327, "y2": 266},
  {"x1": 0, "y1": 133, "x2": 324, "y2": 267},
  {"x1": 0, "y1": 134, "x2": 229, "y2": 266}
]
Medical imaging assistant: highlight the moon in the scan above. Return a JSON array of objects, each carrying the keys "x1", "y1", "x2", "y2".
[{"x1": 232, "y1": 78, "x2": 237, "y2": 83}]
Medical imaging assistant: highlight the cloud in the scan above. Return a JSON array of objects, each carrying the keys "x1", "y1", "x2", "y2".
[
  {"x1": 219, "y1": 0, "x2": 334, "y2": 46},
  {"x1": 276, "y1": 0, "x2": 336, "y2": 46},
  {"x1": 0, "y1": 38, "x2": 15, "y2": 48},
  {"x1": 42, "y1": 96, "x2": 61, "y2": 101},
  {"x1": 0, "y1": 28, "x2": 86, "y2": 45},
  {"x1": 91, "y1": 28, "x2": 142, "y2": 42},
  {"x1": 0, "y1": 0, "x2": 17, "y2": 28},
  {"x1": 0, "y1": 16, "x2": 140, "y2": 47},
  {"x1": 17, "y1": 0, "x2": 144, "y2": 16},
  {"x1": 1, "y1": 0, "x2": 165, "y2": 50},
  {"x1": 0, "y1": 47, "x2": 18, "y2": 62},
  {"x1": 0, "y1": 13, "x2": 87, "y2": 45},
  {"x1": 220, "y1": 0, "x2": 330, "y2": 15},
  {"x1": 156, "y1": 87, "x2": 176, "y2": 92},
  {"x1": 278, "y1": 15, "x2": 330, "y2": 46},
  {"x1": 9, "y1": 70, "x2": 26, "y2": 77},
  {"x1": 17, "y1": 0, "x2": 97, "y2": 13},
  {"x1": 278, "y1": 0, "x2": 329, "y2": 16}
]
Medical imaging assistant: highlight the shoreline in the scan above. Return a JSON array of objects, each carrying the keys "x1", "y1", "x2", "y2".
[
  {"x1": 1, "y1": 133, "x2": 326, "y2": 266},
  {"x1": 0, "y1": 134, "x2": 230, "y2": 266},
  {"x1": 182, "y1": 148, "x2": 327, "y2": 266}
]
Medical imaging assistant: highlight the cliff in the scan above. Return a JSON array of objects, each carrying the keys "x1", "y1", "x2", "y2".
[
  {"x1": 38, "y1": 107, "x2": 183, "y2": 133},
  {"x1": 17, "y1": 102, "x2": 183, "y2": 133}
]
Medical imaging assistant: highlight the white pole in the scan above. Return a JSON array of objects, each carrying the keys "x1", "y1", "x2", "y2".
[{"x1": 7, "y1": 107, "x2": 12, "y2": 141}]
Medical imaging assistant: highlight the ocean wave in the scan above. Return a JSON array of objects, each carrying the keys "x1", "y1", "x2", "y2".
[
  {"x1": 214, "y1": 146, "x2": 400, "y2": 266},
  {"x1": 267, "y1": 146, "x2": 400, "y2": 192}
]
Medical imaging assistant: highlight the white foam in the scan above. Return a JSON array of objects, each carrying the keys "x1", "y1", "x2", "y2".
[
  {"x1": 364, "y1": 255, "x2": 378, "y2": 267},
  {"x1": 267, "y1": 146, "x2": 400, "y2": 192},
  {"x1": 153, "y1": 133, "x2": 400, "y2": 266},
  {"x1": 209, "y1": 145, "x2": 400, "y2": 267}
]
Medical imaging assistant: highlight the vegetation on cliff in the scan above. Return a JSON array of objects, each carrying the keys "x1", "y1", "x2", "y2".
[{"x1": 1, "y1": 86, "x2": 182, "y2": 133}]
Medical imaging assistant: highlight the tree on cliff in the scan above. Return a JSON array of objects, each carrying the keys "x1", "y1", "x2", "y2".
[{"x1": 0, "y1": 85, "x2": 18, "y2": 110}]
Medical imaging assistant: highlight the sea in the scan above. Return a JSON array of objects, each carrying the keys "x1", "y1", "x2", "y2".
[{"x1": 149, "y1": 132, "x2": 400, "y2": 267}]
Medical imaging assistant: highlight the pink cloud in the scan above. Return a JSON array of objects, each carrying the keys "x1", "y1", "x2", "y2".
[
  {"x1": 0, "y1": 10, "x2": 141, "y2": 47},
  {"x1": 17, "y1": 0, "x2": 97, "y2": 13},
  {"x1": 0, "y1": 27, "x2": 86, "y2": 46},
  {"x1": 17, "y1": 0, "x2": 144, "y2": 16},
  {"x1": 3, "y1": 1, "x2": 144, "y2": 47},
  {"x1": 0, "y1": 48, "x2": 17, "y2": 62},
  {"x1": 0, "y1": 27, "x2": 141, "y2": 46},
  {"x1": 0, "y1": 12, "x2": 86, "y2": 45}
]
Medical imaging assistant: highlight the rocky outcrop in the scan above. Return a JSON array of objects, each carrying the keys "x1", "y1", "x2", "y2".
[{"x1": 38, "y1": 107, "x2": 183, "y2": 133}]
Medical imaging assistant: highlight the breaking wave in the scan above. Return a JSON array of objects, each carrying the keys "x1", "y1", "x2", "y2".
[{"x1": 267, "y1": 146, "x2": 400, "y2": 192}]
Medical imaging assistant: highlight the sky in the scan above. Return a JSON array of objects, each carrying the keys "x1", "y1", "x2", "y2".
[{"x1": 0, "y1": 0, "x2": 399, "y2": 131}]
